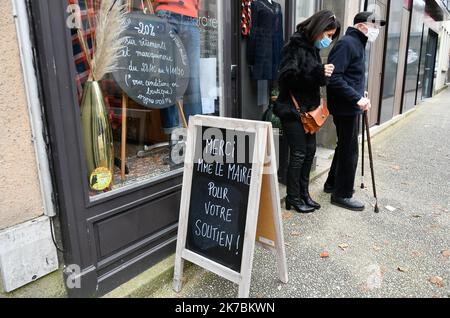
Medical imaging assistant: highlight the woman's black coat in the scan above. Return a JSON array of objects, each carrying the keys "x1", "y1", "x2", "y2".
[{"x1": 274, "y1": 31, "x2": 327, "y2": 122}]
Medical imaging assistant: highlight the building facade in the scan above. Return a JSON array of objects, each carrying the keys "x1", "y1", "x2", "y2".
[{"x1": 0, "y1": 0, "x2": 449, "y2": 297}]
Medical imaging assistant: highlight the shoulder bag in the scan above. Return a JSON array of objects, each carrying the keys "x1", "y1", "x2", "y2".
[{"x1": 290, "y1": 92, "x2": 329, "y2": 135}]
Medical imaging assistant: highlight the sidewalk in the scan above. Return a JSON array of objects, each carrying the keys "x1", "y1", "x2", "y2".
[{"x1": 112, "y1": 89, "x2": 450, "y2": 298}]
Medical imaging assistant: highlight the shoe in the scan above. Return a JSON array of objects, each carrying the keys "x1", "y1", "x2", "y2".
[
  {"x1": 331, "y1": 196, "x2": 365, "y2": 211},
  {"x1": 285, "y1": 198, "x2": 315, "y2": 214},
  {"x1": 301, "y1": 194, "x2": 321, "y2": 210}
]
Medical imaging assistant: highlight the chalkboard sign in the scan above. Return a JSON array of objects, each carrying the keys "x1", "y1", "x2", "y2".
[
  {"x1": 185, "y1": 126, "x2": 255, "y2": 273},
  {"x1": 113, "y1": 13, "x2": 190, "y2": 109},
  {"x1": 174, "y1": 116, "x2": 288, "y2": 298}
]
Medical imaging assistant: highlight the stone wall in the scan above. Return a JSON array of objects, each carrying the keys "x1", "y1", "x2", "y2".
[{"x1": 0, "y1": 0, "x2": 44, "y2": 230}]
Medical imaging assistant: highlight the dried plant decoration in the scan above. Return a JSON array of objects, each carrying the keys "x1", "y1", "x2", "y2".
[
  {"x1": 90, "y1": 0, "x2": 128, "y2": 81},
  {"x1": 77, "y1": 28, "x2": 92, "y2": 69}
]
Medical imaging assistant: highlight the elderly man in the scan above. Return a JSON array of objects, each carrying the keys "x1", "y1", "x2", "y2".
[{"x1": 324, "y1": 12, "x2": 386, "y2": 211}]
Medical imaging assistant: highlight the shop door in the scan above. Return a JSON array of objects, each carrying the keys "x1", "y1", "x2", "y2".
[
  {"x1": 30, "y1": 0, "x2": 236, "y2": 297},
  {"x1": 422, "y1": 29, "x2": 438, "y2": 98},
  {"x1": 366, "y1": 0, "x2": 387, "y2": 127}
]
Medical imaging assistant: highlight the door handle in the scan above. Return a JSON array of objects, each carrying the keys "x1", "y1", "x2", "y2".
[{"x1": 231, "y1": 65, "x2": 238, "y2": 80}]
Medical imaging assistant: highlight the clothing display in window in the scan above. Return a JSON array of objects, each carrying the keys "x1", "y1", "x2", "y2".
[
  {"x1": 154, "y1": 0, "x2": 204, "y2": 133},
  {"x1": 67, "y1": 0, "x2": 223, "y2": 197},
  {"x1": 153, "y1": 0, "x2": 200, "y2": 18},
  {"x1": 241, "y1": 0, "x2": 252, "y2": 37},
  {"x1": 247, "y1": 0, "x2": 284, "y2": 80}
]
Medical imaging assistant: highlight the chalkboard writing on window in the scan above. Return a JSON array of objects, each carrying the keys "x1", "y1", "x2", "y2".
[
  {"x1": 113, "y1": 13, "x2": 190, "y2": 109},
  {"x1": 185, "y1": 126, "x2": 256, "y2": 273}
]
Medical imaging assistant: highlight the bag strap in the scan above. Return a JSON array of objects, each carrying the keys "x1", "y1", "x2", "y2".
[
  {"x1": 290, "y1": 90, "x2": 327, "y2": 114},
  {"x1": 289, "y1": 91, "x2": 303, "y2": 114}
]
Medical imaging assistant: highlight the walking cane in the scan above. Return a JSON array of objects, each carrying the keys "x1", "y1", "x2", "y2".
[
  {"x1": 363, "y1": 110, "x2": 380, "y2": 213},
  {"x1": 361, "y1": 113, "x2": 365, "y2": 189}
]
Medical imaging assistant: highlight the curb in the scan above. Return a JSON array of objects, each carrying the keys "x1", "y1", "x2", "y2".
[{"x1": 104, "y1": 255, "x2": 176, "y2": 298}]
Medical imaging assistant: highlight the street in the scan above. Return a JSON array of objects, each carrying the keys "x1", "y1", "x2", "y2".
[{"x1": 149, "y1": 89, "x2": 450, "y2": 298}]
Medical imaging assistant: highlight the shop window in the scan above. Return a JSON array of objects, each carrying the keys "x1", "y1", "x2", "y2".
[
  {"x1": 403, "y1": 0, "x2": 425, "y2": 112},
  {"x1": 380, "y1": 0, "x2": 403, "y2": 123},
  {"x1": 294, "y1": 0, "x2": 320, "y2": 26},
  {"x1": 67, "y1": 0, "x2": 224, "y2": 198}
]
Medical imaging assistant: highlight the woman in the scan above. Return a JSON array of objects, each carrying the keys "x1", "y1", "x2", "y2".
[{"x1": 274, "y1": 10, "x2": 341, "y2": 213}]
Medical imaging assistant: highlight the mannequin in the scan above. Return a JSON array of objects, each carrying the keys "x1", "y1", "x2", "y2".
[
  {"x1": 152, "y1": 0, "x2": 203, "y2": 136},
  {"x1": 247, "y1": 0, "x2": 283, "y2": 80}
]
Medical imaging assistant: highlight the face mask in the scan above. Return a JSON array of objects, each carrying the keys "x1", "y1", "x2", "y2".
[
  {"x1": 315, "y1": 36, "x2": 332, "y2": 49},
  {"x1": 367, "y1": 27, "x2": 380, "y2": 42}
]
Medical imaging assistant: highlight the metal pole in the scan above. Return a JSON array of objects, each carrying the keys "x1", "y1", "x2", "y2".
[
  {"x1": 121, "y1": 94, "x2": 128, "y2": 181},
  {"x1": 121, "y1": 0, "x2": 133, "y2": 181},
  {"x1": 176, "y1": 100, "x2": 189, "y2": 128}
]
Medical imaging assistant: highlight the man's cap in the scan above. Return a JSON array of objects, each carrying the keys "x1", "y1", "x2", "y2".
[{"x1": 354, "y1": 11, "x2": 386, "y2": 27}]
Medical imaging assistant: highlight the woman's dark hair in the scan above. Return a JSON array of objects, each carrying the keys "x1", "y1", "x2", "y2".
[{"x1": 297, "y1": 10, "x2": 341, "y2": 42}]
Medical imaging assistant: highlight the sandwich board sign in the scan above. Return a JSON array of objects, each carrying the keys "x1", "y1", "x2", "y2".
[{"x1": 173, "y1": 115, "x2": 288, "y2": 298}]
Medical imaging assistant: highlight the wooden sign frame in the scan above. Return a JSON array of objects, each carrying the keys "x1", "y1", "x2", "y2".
[{"x1": 173, "y1": 115, "x2": 288, "y2": 298}]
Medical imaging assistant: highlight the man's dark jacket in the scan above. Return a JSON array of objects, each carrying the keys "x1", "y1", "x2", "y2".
[
  {"x1": 327, "y1": 27, "x2": 368, "y2": 116},
  {"x1": 274, "y1": 31, "x2": 327, "y2": 122}
]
